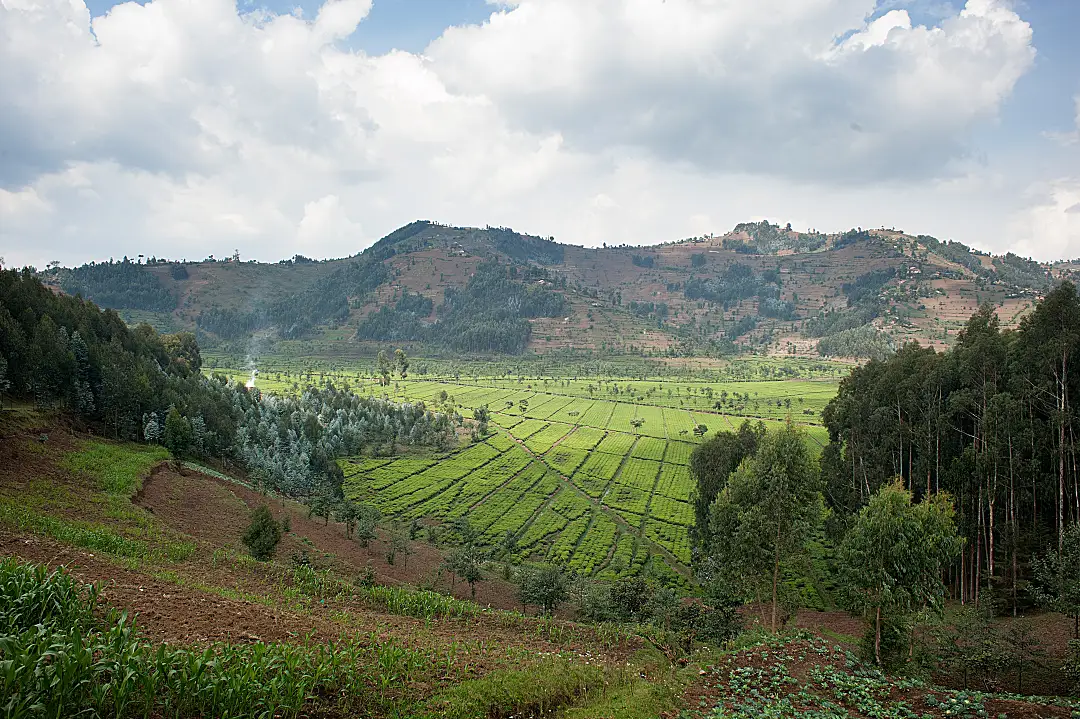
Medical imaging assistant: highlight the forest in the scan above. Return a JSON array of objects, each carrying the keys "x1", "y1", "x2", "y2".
[
  {"x1": 355, "y1": 261, "x2": 568, "y2": 353},
  {"x1": 0, "y1": 268, "x2": 453, "y2": 498},
  {"x1": 819, "y1": 284, "x2": 1080, "y2": 614}
]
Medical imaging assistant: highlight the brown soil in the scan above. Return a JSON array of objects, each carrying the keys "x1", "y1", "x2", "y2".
[{"x1": 132, "y1": 465, "x2": 526, "y2": 611}]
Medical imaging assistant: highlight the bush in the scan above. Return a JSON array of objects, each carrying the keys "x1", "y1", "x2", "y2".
[{"x1": 242, "y1": 505, "x2": 281, "y2": 561}]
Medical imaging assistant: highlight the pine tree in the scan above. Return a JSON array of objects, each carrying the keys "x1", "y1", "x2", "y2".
[{"x1": 242, "y1": 505, "x2": 282, "y2": 561}]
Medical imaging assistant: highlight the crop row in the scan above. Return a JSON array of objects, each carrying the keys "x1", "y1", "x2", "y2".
[
  {"x1": 559, "y1": 426, "x2": 605, "y2": 451},
  {"x1": 368, "y1": 443, "x2": 501, "y2": 507},
  {"x1": 594, "y1": 431, "x2": 635, "y2": 456},
  {"x1": 544, "y1": 446, "x2": 589, "y2": 476},
  {"x1": 630, "y1": 436, "x2": 666, "y2": 461},
  {"x1": 353, "y1": 458, "x2": 435, "y2": 492},
  {"x1": 429, "y1": 450, "x2": 533, "y2": 519},
  {"x1": 617, "y1": 458, "x2": 661, "y2": 493},
  {"x1": 575, "y1": 452, "x2": 623, "y2": 484},
  {"x1": 548, "y1": 515, "x2": 591, "y2": 563},
  {"x1": 548, "y1": 488, "x2": 592, "y2": 521},
  {"x1": 643, "y1": 518, "x2": 692, "y2": 564},
  {"x1": 338, "y1": 457, "x2": 391, "y2": 480},
  {"x1": 516, "y1": 502, "x2": 570, "y2": 550},
  {"x1": 579, "y1": 401, "x2": 615, "y2": 428},
  {"x1": 523, "y1": 422, "x2": 574, "y2": 454},
  {"x1": 510, "y1": 418, "x2": 548, "y2": 439},
  {"x1": 654, "y1": 464, "x2": 693, "y2": 500},
  {"x1": 474, "y1": 465, "x2": 558, "y2": 540},
  {"x1": 649, "y1": 495, "x2": 694, "y2": 527},
  {"x1": 550, "y1": 399, "x2": 595, "y2": 424},
  {"x1": 633, "y1": 406, "x2": 668, "y2": 439},
  {"x1": 663, "y1": 442, "x2": 693, "y2": 466},
  {"x1": 566, "y1": 513, "x2": 618, "y2": 575},
  {"x1": 603, "y1": 483, "x2": 649, "y2": 515}
]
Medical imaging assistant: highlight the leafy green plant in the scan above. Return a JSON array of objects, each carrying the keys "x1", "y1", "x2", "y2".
[{"x1": 242, "y1": 505, "x2": 282, "y2": 561}]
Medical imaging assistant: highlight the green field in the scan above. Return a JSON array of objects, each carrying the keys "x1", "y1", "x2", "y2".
[{"x1": 218, "y1": 361, "x2": 837, "y2": 585}]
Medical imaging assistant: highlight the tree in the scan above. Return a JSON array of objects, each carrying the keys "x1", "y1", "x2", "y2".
[
  {"x1": 517, "y1": 563, "x2": 568, "y2": 615},
  {"x1": 162, "y1": 405, "x2": 193, "y2": 457},
  {"x1": 837, "y1": 480, "x2": 963, "y2": 666},
  {"x1": 689, "y1": 420, "x2": 765, "y2": 545},
  {"x1": 473, "y1": 406, "x2": 490, "y2": 437},
  {"x1": 335, "y1": 501, "x2": 359, "y2": 539},
  {"x1": 142, "y1": 412, "x2": 162, "y2": 444},
  {"x1": 394, "y1": 348, "x2": 409, "y2": 379},
  {"x1": 355, "y1": 503, "x2": 381, "y2": 547},
  {"x1": 388, "y1": 526, "x2": 411, "y2": 568},
  {"x1": 307, "y1": 494, "x2": 333, "y2": 526},
  {"x1": 1031, "y1": 521, "x2": 1080, "y2": 639},
  {"x1": 0, "y1": 355, "x2": 8, "y2": 410},
  {"x1": 701, "y1": 421, "x2": 821, "y2": 632},
  {"x1": 376, "y1": 350, "x2": 392, "y2": 386},
  {"x1": 242, "y1": 505, "x2": 282, "y2": 561},
  {"x1": 449, "y1": 545, "x2": 486, "y2": 599}
]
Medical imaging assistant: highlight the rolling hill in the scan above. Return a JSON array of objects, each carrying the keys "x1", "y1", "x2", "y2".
[{"x1": 44, "y1": 220, "x2": 1071, "y2": 359}]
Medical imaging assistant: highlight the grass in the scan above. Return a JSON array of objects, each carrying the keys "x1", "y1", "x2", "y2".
[
  {"x1": 0, "y1": 501, "x2": 195, "y2": 561},
  {"x1": 61, "y1": 440, "x2": 170, "y2": 496}
]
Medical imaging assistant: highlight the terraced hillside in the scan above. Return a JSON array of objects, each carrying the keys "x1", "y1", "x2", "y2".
[
  {"x1": 330, "y1": 373, "x2": 832, "y2": 586},
  {"x1": 45, "y1": 220, "x2": 1072, "y2": 359}
]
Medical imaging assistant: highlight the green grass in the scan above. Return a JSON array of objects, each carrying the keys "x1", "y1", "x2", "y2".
[
  {"x1": 0, "y1": 501, "x2": 194, "y2": 561},
  {"x1": 61, "y1": 440, "x2": 170, "y2": 496}
]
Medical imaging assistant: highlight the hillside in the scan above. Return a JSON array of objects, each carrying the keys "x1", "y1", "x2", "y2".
[
  {"x1": 42, "y1": 220, "x2": 1069, "y2": 360},
  {"x1": 2, "y1": 409, "x2": 1076, "y2": 718}
]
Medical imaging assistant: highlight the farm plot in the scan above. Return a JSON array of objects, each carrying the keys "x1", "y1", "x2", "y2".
[
  {"x1": 567, "y1": 513, "x2": 619, "y2": 575},
  {"x1": 644, "y1": 518, "x2": 692, "y2": 564},
  {"x1": 489, "y1": 412, "x2": 523, "y2": 429},
  {"x1": 544, "y1": 446, "x2": 589, "y2": 476},
  {"x1": 509, "y1": 418, "x2": 548, "y2": 439},
  {"x1": 630, "y1": 436, "x2": 666, "y2": 462},
  {"x1": 559, "y1": 426, "x2": 605, "y2": 451},
  {"x1": 483, "y1": 433, "x2": 515, "y2": 452},
  {"x1": 523, "y1": 422, "x2": 573, "y2": 455},
  {"x1": 598, "y1": 531, "x2": 643, "y2": 580},
  {"x1": 603, "y1": 483, "x2": 649, "y2": 516},
  {"x1": 579, "y1": 400, "x2": 615, "y2": 429},
  {"x1": 607, "y1": 403, "x2": 638, "y2": 433},
  {"x1": 616, "y1": 459, "x2": 662, "y2": 493},
  {"x1": 338, "y1": 457, "x2": 391, "y2": 480},
  {"x1": 594, "y1": 432, "x2": 636, "y2": 456},
  {"x1": 548, "y1": 515, "x2": 591, "y2": 563},
  {"x1": 633, "y1": 406, "x2": 667, "y2": 439},
  {"x1": 549, "y1": 488, "x2": 592, "y2": 521},
  {"x1": 421, "y1": 448, "x2": 533, "y2": 519},
  {"x1": 361, "y1": 443, "x2": 501, "y2": 513},
  {"x1": 648, "y1": 495, "x2": 694, "y2": 527},
  {"x1": 521, "y1": 394, "x2": 566, "y2": 419},
  {"x1": 550, "y1": 399, "x2": 594, "y2": 423},
  {"x1": 663, "y1": 441, "x2": 694, "y2": 466},
  {"x1": 654, "y1": 464, "x2": 693, "y2": 501},
  {"x1": 474, "y1": 464, "x2": 559, "y2": 540},
  {"x1": 530, "y1": 395, "x2": 576, "y2": 419},
  {"x1": 346, "y1": 458, "x2": 436, "y2": 495},
  {"x1": 662, "y1": 408, "x2": 699, "y2": 440}
]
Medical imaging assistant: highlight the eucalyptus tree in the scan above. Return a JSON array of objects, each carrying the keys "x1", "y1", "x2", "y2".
[{"x1": 838, "y1": 480, "x2": 962, "y2": 666}]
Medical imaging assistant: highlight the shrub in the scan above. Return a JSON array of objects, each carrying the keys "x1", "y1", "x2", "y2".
[{"x1": 242, "y1": 505, "x2": 281, "y2": 561}]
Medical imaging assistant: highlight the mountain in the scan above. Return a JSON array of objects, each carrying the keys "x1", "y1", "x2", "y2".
[{"x1": 43, "y1": 220, "x2": 1072, "y2": 359}]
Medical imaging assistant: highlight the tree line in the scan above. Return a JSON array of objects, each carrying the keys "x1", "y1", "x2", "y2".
[{"x1": 0, "y1": 268, "x2": 454, "y2": 500}]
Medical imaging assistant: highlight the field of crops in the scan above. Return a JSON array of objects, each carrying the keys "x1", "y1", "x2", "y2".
[{"x1": 239, "y1": 363, "x2": 838, "y2": 586}]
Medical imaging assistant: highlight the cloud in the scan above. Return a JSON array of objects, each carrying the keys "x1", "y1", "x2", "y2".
[
  {"x1": 429, "y1": 0, "x2": 1034, "y2": 183},
  {"x1": 1009, "y1": 180, "x2": 1080, "y2": 261},
  {"x1": 0, "y1": 0, "x2": 1054, "y2": 268}
]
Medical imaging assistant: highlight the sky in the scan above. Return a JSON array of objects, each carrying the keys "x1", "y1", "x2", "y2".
[{"x1": 1, "y1": 0, "x2": 1078, "y2": 268}]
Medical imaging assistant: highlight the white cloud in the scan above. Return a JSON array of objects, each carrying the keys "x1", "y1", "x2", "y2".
[
  {"x1": 1009, "y1": 181, "x2": 1080, "y2": 261},
  {"x1": 0, "y1": 0, "x2": 1060, "y2": 268},
  {"x1": 429, "y1": 0, "x2": 1034, "y2": 182}
]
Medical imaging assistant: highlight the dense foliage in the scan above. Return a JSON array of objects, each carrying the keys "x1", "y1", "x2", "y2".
[
  {"x1": 57, "y1": 258, "x2": 175, "y2": 312},
  {"x1": 0, "y1": 269, "x2": 453, "y2": 498},
  {"x1": 822, "y1": 283, "x2": 1080, "y2": 610},
  {"x1": 357, "y1": 261, "x2": 568, "y2": 353}
]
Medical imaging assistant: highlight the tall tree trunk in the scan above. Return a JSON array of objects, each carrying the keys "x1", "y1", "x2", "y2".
[
  {"x1": 875, "y1": 605, "x2": 882, "y2": 666},
  {"x1": 771, "y1": 523, "x2": 782, "y2": 633}
]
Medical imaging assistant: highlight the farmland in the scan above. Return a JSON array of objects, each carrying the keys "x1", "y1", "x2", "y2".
[{"x1": 317, "y1": 366, "x2": 836, "y2": 584}]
